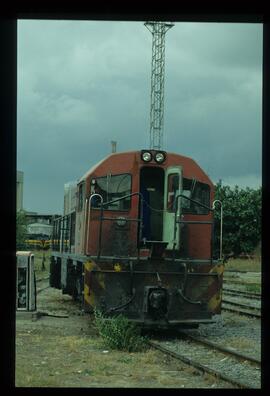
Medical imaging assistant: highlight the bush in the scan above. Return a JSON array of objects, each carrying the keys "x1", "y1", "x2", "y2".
[
  {"x1": 16, "y1": 210, "x2": 28, "y2": 250},
  {"x1": 94, "y1": 309, "x2": 148, "y2": 352},
  {"x1": 214, "y1": 182, "x2": 261, "y2": 257}
]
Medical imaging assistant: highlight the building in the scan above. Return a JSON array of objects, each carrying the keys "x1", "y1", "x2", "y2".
[
  {"x1": 17, "y1": 171, "x2": 24, "y2": 211},
  {"x1": 27, "y1": 222, "x2": 53, "y2": 238},
  {"x1": 64, "y1": 181, "x2": 77, "y2": 215},
  {"x1": 25, "y1": 213, "x2": 61, "y2": 240},
  {"x1": 25, "y1": 213, "x2": 60, "y2": 225}
]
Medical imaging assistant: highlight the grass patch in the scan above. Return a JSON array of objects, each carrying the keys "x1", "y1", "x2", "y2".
[
  {"x1": 245, "y1": 283, "x2": 261, "y2": 293},
  {"x1": 32, "y1": 249, "x2": 51, "y2": 277},
  {"x1": 94, "y1": 309, "x2": 148, "y2": 352},
  {"x1": 225, "y1": 257, "x2": 261, "y2": 272},
  {"x1": 16, "y1": 324, "x2": 222, "y2": 388}
]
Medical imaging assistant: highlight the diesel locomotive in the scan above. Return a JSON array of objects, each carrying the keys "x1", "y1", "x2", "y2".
[{"x1": 50, "y1": 149, "x2": 224, "y2": 328}]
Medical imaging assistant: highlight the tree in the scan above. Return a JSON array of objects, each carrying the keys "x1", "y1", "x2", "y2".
[
  {"x1": 214, "y1": 182, "x2": 261, "y2": 257},
  {"x1": 16, "y1": 211, "x2": 27, "y2": 250}
]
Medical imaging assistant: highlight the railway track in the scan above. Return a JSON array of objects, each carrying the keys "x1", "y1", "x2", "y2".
[
  {"x1": 177, "y1": 331, "x2": 260, "y2": 365},
  {"x1": 223, "y1": 288, "x2": 261, "y2": 300},
  {"x1": 33, "y1": 271, "x2": 260, "y2": 388},
  {"x1": 37, "y1": 285, "x2": 50, "y2": 294},
  {"x1": 223, "y1": 279, "x2": 261, "y2": 288},
  {"x1": 36, "y1": 275, "x2": 50, "y2": 294},
  {"x1": 222, "y1": 304, "x2": 261, "y2": 319},
  {"x1": 36, "y1": 275, "x2": 50, "y2": 283},
  {"x1": 148, "y1": 331, "x2": 261, "y2": 389},
  {"x1": 222, "y1": 298, "x2": 261, "y2": 312},
  {"x1": 221, "y1": 290, "x2": 261, "y2": 319}
]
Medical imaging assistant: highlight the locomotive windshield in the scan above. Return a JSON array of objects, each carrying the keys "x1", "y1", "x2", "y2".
[
  {"x1": 182, "y1": 178, "x2": 210, "y2": 214},
  {"x1": 91, "y1": 173, "x2": 132, "y2": 211}
]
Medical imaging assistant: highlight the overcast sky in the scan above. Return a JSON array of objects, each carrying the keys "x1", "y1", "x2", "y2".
[{"x1": 17, "y1": 20, "x2": 262, "y2": 214}]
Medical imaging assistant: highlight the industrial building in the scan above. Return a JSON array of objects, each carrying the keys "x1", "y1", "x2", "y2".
[
  {"x1": 25, "y1": 213, "x2": 60, "y2": 238},
  {"x1": 17, "y1": 170, "x2": 24, "y2": 212}
]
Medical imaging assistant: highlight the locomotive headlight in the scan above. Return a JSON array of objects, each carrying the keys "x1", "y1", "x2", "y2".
[
  {"x1": 141, "y1": 151, "x2": 152, "y2": 162},
  {"x1": 154, "y1": 151, "x2": 166, "y2": 163}
]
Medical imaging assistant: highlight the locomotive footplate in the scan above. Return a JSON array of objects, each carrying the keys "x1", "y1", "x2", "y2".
[{"x1": 83, "y1": 258, "x2": 224, "y2": 328}]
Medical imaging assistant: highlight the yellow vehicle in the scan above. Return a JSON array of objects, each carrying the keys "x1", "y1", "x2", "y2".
[{"x1": 25, "y1": 235, "x2": 51, "y2": 250}]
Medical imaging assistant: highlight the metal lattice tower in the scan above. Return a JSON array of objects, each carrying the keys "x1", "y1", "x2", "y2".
[{"x1": 145, "y1": 21, "x2": 174, "y2": 150}]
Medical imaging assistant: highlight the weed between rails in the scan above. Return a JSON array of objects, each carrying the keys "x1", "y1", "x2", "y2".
[{"x1": 94, "y1": 309, "x2": 148, "y2": 352}]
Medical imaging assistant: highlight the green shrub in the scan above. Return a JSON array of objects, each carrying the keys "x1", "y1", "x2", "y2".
[
  {"x1": 94, "y1": 309, "x2": 148, "y2": 352},
  {"x1": 214, "y1": 182, "x2": 261, "y2": 257},
  {"x1": 16, "y1": 210, "x2": 28, "y2": 250}
]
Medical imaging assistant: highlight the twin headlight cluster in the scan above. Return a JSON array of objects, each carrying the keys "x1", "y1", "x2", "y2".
[{"x1": 141, "y1": 150, "x2": 167, "y2": 164}]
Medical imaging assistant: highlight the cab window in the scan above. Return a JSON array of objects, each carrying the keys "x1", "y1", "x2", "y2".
[
  {"x1": 182, "y1": 178, "x2": 210, "y2": 214},
  {"x1": 91, "y1": 174, "x2": 131, "y2": 211}
]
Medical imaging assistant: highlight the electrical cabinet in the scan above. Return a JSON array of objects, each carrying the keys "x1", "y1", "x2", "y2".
[{"x1": 16, "y1": 251, "x2": 36, "y2": 311}]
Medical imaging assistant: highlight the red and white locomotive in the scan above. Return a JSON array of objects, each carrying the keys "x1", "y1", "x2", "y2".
[{"x1": 50, "y1": 149, "x2": 223, "y2": 328}]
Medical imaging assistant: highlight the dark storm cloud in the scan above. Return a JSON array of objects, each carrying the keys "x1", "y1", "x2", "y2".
[
  {"x1": 164, "y1": 22, "x2": 262, "y2": 185},
  {"x1": 17, "y1": 20, "x2": 262, "y2": 213},
  {"x1": 168, "y1": 23, "x2": 262, "y2": 70}
]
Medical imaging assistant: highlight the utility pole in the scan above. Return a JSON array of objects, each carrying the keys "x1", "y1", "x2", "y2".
[{"x1": 145, "y1": 21, "x2": 174, "y2": 150}]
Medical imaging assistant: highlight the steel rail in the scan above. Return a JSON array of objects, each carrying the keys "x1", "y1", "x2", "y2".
[
  {"x1": 222, "y1": 304, "x2": 261, "y2": 319},
  {"x1": 147, "y1": 340, "x2": 256, "y2": 389},
  {"x1": 223, "y1": 279, "x2": 261, "y2": 287},
  {"x1": 222, "y1": 298, "x2": 261, "y2": 312},
  {"x1": 37, "y1": 285, "x2": 50, "y2": 294},
  {"x1": 177, "y1": 330, "x2": 261, "y2": 365},
  {"x1": 223, "y1": 288, "x2": 261, "y2": 300},
  {"x1": 36, "y1": 275, "x2": 50, "y2": 283}
]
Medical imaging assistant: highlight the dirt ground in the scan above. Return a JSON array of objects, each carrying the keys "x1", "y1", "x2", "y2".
[
  {"x1": 16, "y1": 287, "x2": 232, "y2": 389},
  {"x1": 15, "y1": 252, "x2": 261, "y2": 388}
]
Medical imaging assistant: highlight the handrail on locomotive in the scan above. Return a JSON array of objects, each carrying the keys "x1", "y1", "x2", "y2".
[
  {"x1": 173, "y1": 194, "x2": 223, "y2": 263},
  {"x1": 51, "y1": 190, "x2": 223, "y2": 263},
  {"x1": 212, "y1": 200, "x2": 223, "y2": 260},
  {"x1": 85, "y1": 190, "x2": 223, "y2": 263},
  {"x1": 94, "y1": 192, "x2": 144, "y2": 260}
]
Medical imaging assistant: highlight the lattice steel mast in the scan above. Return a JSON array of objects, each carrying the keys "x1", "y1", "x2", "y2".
[{"x1": 145, "y1": 21, "x2": 174, "y2": 150}]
